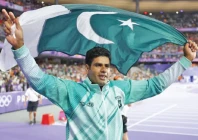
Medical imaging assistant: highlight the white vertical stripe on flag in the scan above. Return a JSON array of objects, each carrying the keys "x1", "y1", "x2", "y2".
[{"x1": 0, "y1": 5, "x2": 70, "y2": 71}]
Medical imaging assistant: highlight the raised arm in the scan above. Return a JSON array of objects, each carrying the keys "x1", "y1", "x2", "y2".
[
  {"x1": 2, "y1": 9, "x2": 46, "y2": 90},
  {"x1": 155, "y1": 41, "x2": 198, "y2": 89},
  {"x1": 121, "y1": 41, "x2": 198, "y2": 104},
  {"x1": 2, "y1": 9, "x2": 72, "y2": 110}
]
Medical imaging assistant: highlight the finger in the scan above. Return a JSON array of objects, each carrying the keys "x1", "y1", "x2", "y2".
[
  {"x1": 2, "y1": 9, "x2": 10, "y2": 21},
  {"x1": 193, "y1": 42, "x2": 198, "y2": 49},
  {"x1": 190, "y1": 48, "x2": 195, "y2": 52},
  {"x1": 185, "y1": 42, "x2": 190, "y2": 48},
  {"x1": 188, "y1": 40, "x2": 193, "y2": 43},
  {"x1": 187, "y1": 40, "x2": 193, "y2": 46},
  {"x1": 188, "y1": 40, "x2": 193, "y2": 45},
  {"x1": 187, "y1": 41, "x2": 195, "y2": 48},
  {"x1": 191, "y1": 49, "x2": 196, "y2": 52},
  {"x1": 4, "y1": 21, "x2": 12, "y2": 30},
  {"x1": 15, "y1": 17, "x2": 21, "y2": 30},
  {"x1": 190, "y1": 42, "x2": 198, "y2": 51},
  {"x1": 9, "y1": 12, "x2": 16, "y2": 24},
  {"x1": 9, "y1": 12, "x2": 15, "y2": 20},
  {"x1": 3, "y1": 27, "x2": 11, "y2": 35}
]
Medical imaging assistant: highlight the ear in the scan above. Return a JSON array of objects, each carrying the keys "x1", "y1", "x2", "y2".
[{"x1": 85, "y1": 64, "x2": 90, "y2": 72}]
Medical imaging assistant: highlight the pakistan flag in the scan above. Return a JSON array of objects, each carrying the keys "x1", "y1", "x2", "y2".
[{"x1": 0, "y1": 4, "x2": 187, "y2": 74}]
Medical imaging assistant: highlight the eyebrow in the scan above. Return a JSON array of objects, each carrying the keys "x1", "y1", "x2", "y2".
[{"x1": 94, "y1": 63, "x2": 110, "y2": 67}]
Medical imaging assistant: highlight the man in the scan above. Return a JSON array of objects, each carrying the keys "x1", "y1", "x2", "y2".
[
  {"x1": 24, "y1": 87, "x2": 42, "y2": 125},
  {"x1": 2, "y1": 9, "x2": 198, "y2": 140}
]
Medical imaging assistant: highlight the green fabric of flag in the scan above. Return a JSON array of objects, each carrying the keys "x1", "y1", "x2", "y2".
[{"x1": 38, "y1": 4, "x2": 187, "y2": 75}]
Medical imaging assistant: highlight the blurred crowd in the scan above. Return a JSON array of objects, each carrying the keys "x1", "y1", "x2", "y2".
[
  {"x1": 141, "y1": 44, "x2": 183, "y2": 60},
  {"x1": 0, "y1": 66, "x2": 28, "y2": 93},
  {"x1": 4, "y1": 0, "x2": 49, "y2": 8},
  {"x1": 0, "y1": 59, "x2": 159, "y2": 93},
  {"x1": 1, "y1": 59, "x2": 198, "y2": 93},
  {"x1": 153, "y1": 12, "x2": 198, "y2": 28},
  {"x1": 4, "y1": 0, "x2": 24, "y2": 6}
]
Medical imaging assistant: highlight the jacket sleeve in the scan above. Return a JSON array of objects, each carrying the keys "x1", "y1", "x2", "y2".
[
  {"x1": 120, "y1": 57, "x2": 191, "y2": 104},
  {"x1": 13, "y1": 45, "x2": 73, "y2": 111}
]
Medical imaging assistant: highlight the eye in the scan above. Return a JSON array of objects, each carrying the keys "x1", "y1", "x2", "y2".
[
  {"x1": 95, "y1": 63, "x2": 102, "y2": 67},
  {"x1": 105, "y1": 64, "x2": 110, "y2": 68}
]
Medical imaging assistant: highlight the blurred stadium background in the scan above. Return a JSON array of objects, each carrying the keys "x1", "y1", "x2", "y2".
[
  {"x1": 0, "y1": 0, "x2": 198, "y2": 93},
  {"x1": 0, "y1": 1, "x2": 198, "y2": 140}
]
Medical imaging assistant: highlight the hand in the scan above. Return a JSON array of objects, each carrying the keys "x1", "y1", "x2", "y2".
[
  {"x1": 24, "y1": 102, "x2": 26, "y2": 107},
  {"x1": 2, "y1": 9, "x2": 24, "y2": 49},
  {"x1": 183, "y1": 40, "x2": 198, "y2": 61}
]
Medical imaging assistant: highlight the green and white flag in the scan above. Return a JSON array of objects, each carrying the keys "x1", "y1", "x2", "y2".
[{"x1": 0, "y1": 4, "x2": 187, "y2": 74}]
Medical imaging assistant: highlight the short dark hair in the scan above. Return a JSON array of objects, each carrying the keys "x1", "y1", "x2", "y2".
[{"x1": 85, "y1": 47, "x2": 111, "y2": 66}]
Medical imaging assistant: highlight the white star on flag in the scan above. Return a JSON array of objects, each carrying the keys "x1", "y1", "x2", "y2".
[{"x1": 118, "y1": 18, "x2": 139, "y2": 30}]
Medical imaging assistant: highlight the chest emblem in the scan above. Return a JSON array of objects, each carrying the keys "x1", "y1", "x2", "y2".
[
  {"x1": 115, "y1": 96, "x2": 122, "y2": 108},
  {"x1": 80, "y1": 101, "x2": 94, "y2": 107}
]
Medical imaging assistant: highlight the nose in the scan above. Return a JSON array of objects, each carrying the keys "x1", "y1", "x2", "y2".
[{"x1": 100, "y1": 65, "x2": 107, "y2": 73}]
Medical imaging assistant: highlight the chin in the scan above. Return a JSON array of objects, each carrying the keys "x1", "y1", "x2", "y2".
[{"x1": 99, "y1": 81, "x2": 107, "y2": 86}]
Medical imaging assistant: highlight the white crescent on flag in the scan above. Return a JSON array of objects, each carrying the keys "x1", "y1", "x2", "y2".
[{"x1": 77, "y1": 12, "x2": 116, "y2": 44}]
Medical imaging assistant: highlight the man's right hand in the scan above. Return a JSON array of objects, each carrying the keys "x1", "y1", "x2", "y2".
[
  {"x1": 183, "y1": 40, "x2": 198, "y2": 62},
  {"x1": 2, "y1": 9, "x2": 24, "y2": 49}
]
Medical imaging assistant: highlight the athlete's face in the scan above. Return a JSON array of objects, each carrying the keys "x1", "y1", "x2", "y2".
[{"x1": 86, "y1": 56, "x2": 110, "y2": 86}]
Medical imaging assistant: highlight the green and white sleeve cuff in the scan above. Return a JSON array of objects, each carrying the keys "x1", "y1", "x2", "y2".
[
  {"x1": 12, "y1": 45, "x2": 29, "y2": 59},
  {"x1": 179, "y1": 56, "x2": 192, "y2": 69}
]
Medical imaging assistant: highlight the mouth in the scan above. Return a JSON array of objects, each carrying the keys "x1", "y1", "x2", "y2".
[{"x1": 98, "y1": 75, "x2": 107, "y2": 81}]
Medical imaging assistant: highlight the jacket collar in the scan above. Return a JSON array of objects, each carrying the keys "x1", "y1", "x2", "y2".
[{"x1": 83, "y1": 77, "x2": 110, "y2": 93}]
